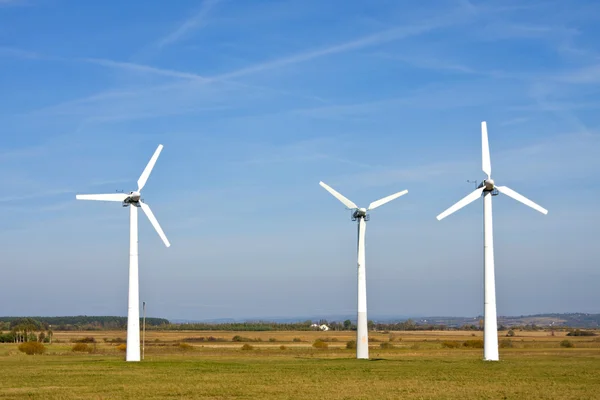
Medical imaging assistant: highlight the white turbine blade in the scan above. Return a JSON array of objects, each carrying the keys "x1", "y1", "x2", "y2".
[
  {"x1": 139, "y1": 202, "x2": 171, "y2": 247},
  {"x1": 496, "y1": 186, "x2": 548, "y2": 215},
  {"x1": 76, "y1": 193, "x2": 127, "y2": 202},
  {"x1": 367, "y1": 190, "x2": 408, "y2": 211},
  {"x1": 319, "y1": 181, "x2": 358, "y2": 209},
  {"x1": 137, "y1": 144, "x2": 164, "y2": 192},
  {"x1": 482, "y1": 121, "x2": 492, "y2": 179},
  {"x1": 436, "y1": 187, "x2": 484, "y2": 221}
]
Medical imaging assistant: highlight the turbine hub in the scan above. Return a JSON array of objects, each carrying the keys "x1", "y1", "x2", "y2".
[{"x1": 483, "y1": 179, "x2": 495, "y2": 191}]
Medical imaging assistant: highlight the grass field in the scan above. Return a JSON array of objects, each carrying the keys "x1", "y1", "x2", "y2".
[{"x1": 1, "y1": 330, "x2": 599, "y2": 399}]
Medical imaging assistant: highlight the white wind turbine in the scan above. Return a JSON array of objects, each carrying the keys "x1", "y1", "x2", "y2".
[
  {"x1": 436, "y1": 122, "x2": 548, "y2": 361},
  {"x1": 319, "y1": 181, "x2": 408, "y2": 359},
  {"x1": 76, "y1": 144, "x2": 170, "y2": 362}
]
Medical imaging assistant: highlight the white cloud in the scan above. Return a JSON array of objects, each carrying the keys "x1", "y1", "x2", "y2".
[{"x1": 156, "y1": 0, "x2": 221, "y2": 48}]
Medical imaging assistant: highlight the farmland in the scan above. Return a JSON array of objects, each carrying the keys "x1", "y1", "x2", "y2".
[{"x1": 1, "y1": 329, "x2": 599, "y2": 399}]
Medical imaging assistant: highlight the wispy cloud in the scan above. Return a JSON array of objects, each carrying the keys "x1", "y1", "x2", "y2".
[
  {"x1": 553, "y1": 64, "x2": 600, "y2": 84},
  {"x1": 478, "y1": 23, "x2": 579, "y2": 42},
  {"x1": 372, "y1": 52, "x2": 478, "y2": 75},
  {"x1": 83, "y1": 58, "x2": 209, "y2": 81},
  {"x1": 156, "y1": 0, "x2": 221, "y2": 48},
  {"x1": 87, "y1": 14, "x2": 462, "y2": 84},
  {"x1": 0, "y1": 0, "x2": 25, "y2": 6},
  {"x1": 39, "y1": 13, "x2": 468, "y2": 123},
  {"x1": 500, "y1": 117, "x2": 530, "y2": 127},
  {"x1": 0, "y1": 189, "x2": 73, "y2": 203},
  {"x1": 526, "y1": 81, "x2": 593, "y2": 135},
  {"x1": 213, "y1": 16, "x2": 464, "y2": 81},
  {"x1": 0, "y1": 46, "x2": 40, "y2": 59}
]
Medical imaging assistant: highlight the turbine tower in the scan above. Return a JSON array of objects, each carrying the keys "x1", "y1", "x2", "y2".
[
  {"x1": 76, "y1": 144, "x2": 171, "y2": 362},
  {"x1": 436, "y1": 122, "x2": 548, "y2": 361},
  {"x1": 319, "y1": 181, "x2": 408, "y2": 359}
]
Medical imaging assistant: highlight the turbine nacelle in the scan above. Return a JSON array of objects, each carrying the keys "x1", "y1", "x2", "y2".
[
  {"x1": 353, "y1": 208, "x2": 368, "y2": 219},
  {"x1": 126, "y1": 191, "x2": 141, "y2": 203},
  {"x1": 482, "y1": 179, "x2": 495, "y2": 191}
]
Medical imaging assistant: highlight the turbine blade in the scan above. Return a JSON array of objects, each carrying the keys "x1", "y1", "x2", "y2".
[
  {"x1": 436, "y1": 187, "x2": 484, "y2": 220},
  {"x1": 496, "y1": 186, "x2": 548, "y2": 215},
  {"x1": 482, "y1": 121, "x2": 491, "y2": 179},
  {"x1": 137, "y1": 144, "x2": 164, "y2": 192},
  {"x1": 139, "y1": 202, "x2": 171, "y2": 247},
  {"x1": 76, "y1": 193, "x2": 127, "y2": 202},
  {"x1": 319, "y1": 181, "x2": 358, "y2": 209},
  {"x1": 367, "y1": 190, "x2": 408, "y2": 211}
]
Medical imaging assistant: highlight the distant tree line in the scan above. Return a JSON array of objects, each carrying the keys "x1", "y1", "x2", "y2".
[
  {"x1": 0, "y1": 318, "x2": 53, "y2": 343},
  {"x1": 0, "y1": 316, "x2": 169, "y2": 331},
  {"x1": 157, "y1": 319, "x2": 452, "y2": 332}
]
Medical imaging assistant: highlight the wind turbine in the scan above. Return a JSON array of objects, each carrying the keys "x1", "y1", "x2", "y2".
[
  {"x1": 319, "y1": 181, "x2": 408, "y2": 359},
  {"x1": 76, "y1": 144, "x2": 170, "y2": 362},
  {"x1": 436, "y1": 122, "x2": 548, "y2": 361}
]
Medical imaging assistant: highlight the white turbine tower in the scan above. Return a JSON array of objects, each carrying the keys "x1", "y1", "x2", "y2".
[
  {"x1": 436, "y1": 122, "x2": 548, "y2": 361},
  {"x1": 319, "y1": 181, "x2": 408, "y2": 359},
  {"x1": 76, "y1": 144, "x2": 170, "y2": 362}
]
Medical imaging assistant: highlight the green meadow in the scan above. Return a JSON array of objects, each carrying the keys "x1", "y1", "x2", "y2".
[{"x1": 1, "y1": 330, "x2": 599, "y2": 399}]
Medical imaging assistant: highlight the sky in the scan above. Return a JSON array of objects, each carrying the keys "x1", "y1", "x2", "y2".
[{"x1": 1, "y1": 0, "x2": 599, "y2": 322}]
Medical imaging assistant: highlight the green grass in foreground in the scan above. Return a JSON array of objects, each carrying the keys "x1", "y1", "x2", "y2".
[{"x1": 1, "y1": 349, "x2": 599, "y2": 399}]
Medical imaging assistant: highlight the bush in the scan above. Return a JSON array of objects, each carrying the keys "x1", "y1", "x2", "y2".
[
  {"x1": 292, "y1": 338, "x2": 302, "y2": 342},
  {"x1": 279, "y1": 345, "x2": 287, "y2": 350},
  {"x1": 500, "y1": 339, "x2": 514, "y2": 348},
  {"x1": 560, "y1": 340, "x2": 574, "y2": 348},
  {"x1": 346, "y1": 340, "x2": 357, "y2": 350},
  {"x1": 463, "y1": 340, "x2": 484, "y2": 349},
  {"x1": 183, "y1": 337, "x2": 206, "y2": 342},
  {"x1": 75, "y1": 336, "x2": 96, "y2": 343},
  {"x1": 567, "y1": 329, "x2": 597, "y2": 337},
  {"x1": 18, "y1": 342, "x2": 46, "y2": 355},
  {"x1": 506, "y1": 330, "x2": 515, "y2": 337},
  {"x1": 72, "y1": 343, "x2": 92, "y2": 353},
  {"x1": 241, "y1": 344, "x2": 254, "y2": 350},
  {"x1": 177, "y1": 343, "x2": 194, "y2": 351},
  {"x1": 441, "y1": 341, "x2": 461, "y2": 349},
  {"x1": 312, "y1": 339, "x2": 328, "y2": 349},
  {"x1": 269, "y1": 338, "x2": 277, "y2": 342},
  {"x1": 379, "y1": 342, "x2": 394, "y2": 349},
  {"x1": 116, "y1": 344, "x2": 127, "y2": 352}
]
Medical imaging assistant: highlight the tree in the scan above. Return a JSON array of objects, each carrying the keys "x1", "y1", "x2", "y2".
[{"x1": 344, "y1": 320, "x2": 352, "y2": 330}]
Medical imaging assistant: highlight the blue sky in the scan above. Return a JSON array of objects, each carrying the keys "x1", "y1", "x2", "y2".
[{"x1": 1, "y1": 0, "x2": 599, "y2": 321}]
